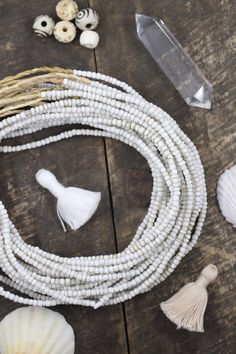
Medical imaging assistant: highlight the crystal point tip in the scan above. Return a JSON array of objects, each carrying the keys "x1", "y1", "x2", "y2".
[
  {"x1": 135, "y1": 13, "x2": 212, "y2": 109},
  {"x1": 135, "y1": 14, "x2": 155, "y2": 37},
  {"x1": 188, "y1": 84, "x2": 212, "y2": 109}
]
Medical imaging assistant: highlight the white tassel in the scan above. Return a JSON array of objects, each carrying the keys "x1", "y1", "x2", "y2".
[
  {"x1": 36, "y1": 169, "x2": 101, "y2": 231},
  {"x1": 160, "y1": 264, "x2": 218, "y2": 332}
]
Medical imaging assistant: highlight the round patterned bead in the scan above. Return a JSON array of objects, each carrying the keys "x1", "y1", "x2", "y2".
[
  {"x1": 75, "y1": 8, "x2": 99, "y2": 31},
  {"x1": 56, "y1": 0, "x2": 78, "y2": 21},
  {"x1": 33, "y1": 15, "x2": 55, "y2": 37},
  {"x1": 54, "y1": 21, "x2": 76, "y2": 43},
  {"x1": 79, "y1": 30, "x2": 99, "y2": 49}
]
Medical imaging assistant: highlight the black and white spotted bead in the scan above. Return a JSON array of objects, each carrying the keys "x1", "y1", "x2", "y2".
[
  {"x1": 33, "y1": 15, "x2": 55, "y2": 37},
  {"x1": 75, "y1": 8, "x2": 99, "y2": 31}
]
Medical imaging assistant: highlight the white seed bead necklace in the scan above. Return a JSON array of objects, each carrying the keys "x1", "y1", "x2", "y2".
[{"x1": 0, "y1": 68, "x2": 207, "y2": 308}]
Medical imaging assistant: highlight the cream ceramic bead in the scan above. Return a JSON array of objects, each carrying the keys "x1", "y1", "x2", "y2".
[
  {"x1": 33, "y1": 15, "x2": 55, "y2": 37},
  {"x1": 75, "y1": 8, "x2": 99, "y2": 31},
  {"x1": 56, "y1": 0, "x2": 78, "y2": 21},
  {"x1": 54, "y1": 21, "x2": 76, "y2": 43},
  {"x1": 79, "y1": 30, "x2": 99, "y2": 49}
]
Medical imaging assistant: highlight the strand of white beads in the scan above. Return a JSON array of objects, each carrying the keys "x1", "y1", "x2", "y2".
[{"x1": 0, "y1": 69, "x2": 207, "y2": 308}]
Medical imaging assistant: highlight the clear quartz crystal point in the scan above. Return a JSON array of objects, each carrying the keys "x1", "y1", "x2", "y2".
[{"x1": 136, "y1": 14, "x2": 212, "y2": 109}]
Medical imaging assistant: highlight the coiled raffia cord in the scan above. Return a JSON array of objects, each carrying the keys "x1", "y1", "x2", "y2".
[{"x1": 0, "y1": 67, "x2": 207, "y2": 308}]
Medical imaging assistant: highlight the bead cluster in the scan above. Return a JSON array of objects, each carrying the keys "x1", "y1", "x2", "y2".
[
  {"x1": 33, "y1": 1, "x2": 100, "y2": 48},
  {"x1": 0, "y1": 68, "x2": 207, "y2": 308}
]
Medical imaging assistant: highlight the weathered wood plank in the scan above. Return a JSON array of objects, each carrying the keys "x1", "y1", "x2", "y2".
[
  {"x1": 0, "y1": 1, "x2": 128, "y2": 353},
  {"x1": 92, "y1": 0, "x2": 236, "y2": 353}
]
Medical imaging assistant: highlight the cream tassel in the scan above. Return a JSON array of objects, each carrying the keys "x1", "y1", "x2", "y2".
[
  {"x1": 36, "y1": 168, "x2": 101, "y2": 231},
  {"x1": 160, "y1": 264, "x2": 218, "y2": 332}
]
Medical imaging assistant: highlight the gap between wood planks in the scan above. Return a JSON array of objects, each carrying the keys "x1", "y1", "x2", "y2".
[{"x1": 88, "y1": 1, "x2": 131, "y2": 351}]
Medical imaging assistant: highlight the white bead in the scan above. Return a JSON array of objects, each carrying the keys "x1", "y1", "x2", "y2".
[
  {"x1": 0, "y1": 68, "x2": 207, "y2": 308},
  {"x1": 75, "y1": 8, "x2": 99, "y2": 31},
  {"x1": 33, "y1": 15, "x2": 55, "y2": 37},
  {"x1": 56, "y1": 0, "x2": 78, "y2": 21},
  {"x1": 54, "y1": 21, "x2": 76, "y2": 43},
  {"x1": 79, "y1": 30, "x2": 99, "y2": 49}
]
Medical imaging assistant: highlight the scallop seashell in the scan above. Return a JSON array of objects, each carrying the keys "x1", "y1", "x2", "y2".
[
  {"x1": 0, "y1": 306, "x2": 75, "y2": 354},
  {"x1": 217, "y1": 164, "x2": 236, "y2": 227},
  {"x1": 33, "y1": 15, "x2": 55, "y2": 37},
  {"x1": 75, "y1": 8, "x2": 99, "y2": 31}
]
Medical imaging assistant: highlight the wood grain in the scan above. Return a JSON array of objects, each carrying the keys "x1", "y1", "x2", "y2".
[
  {"x1": 92, "y1": 0, "x2": 236, "y2": 353},
  {"x1": 0, "y1": 0, "x2": 235, "y2": 353},
  {"x1": 0, "y1": 1, "x2": 128, "y2": 353}
]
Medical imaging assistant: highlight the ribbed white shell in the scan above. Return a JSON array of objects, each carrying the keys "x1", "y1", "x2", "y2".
[
  {"x1": 217, "y1": 164, "x2": 236, "y2": 227},
  {"x1": 0, "y1": 307, "x2": 75, "y2": 354}
]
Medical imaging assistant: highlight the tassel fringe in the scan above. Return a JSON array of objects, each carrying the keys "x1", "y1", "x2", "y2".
[
  {"x1": 160, "y1": 264, "x2": 218, "y2": 332},
  {"x1": 36, "y1": 168, "x2": 101, "y2": 231}
]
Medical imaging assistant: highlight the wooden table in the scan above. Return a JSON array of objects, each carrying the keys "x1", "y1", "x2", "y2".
[{"x1": 0, "y1": 1, "x2": 235, "y2": 353}]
